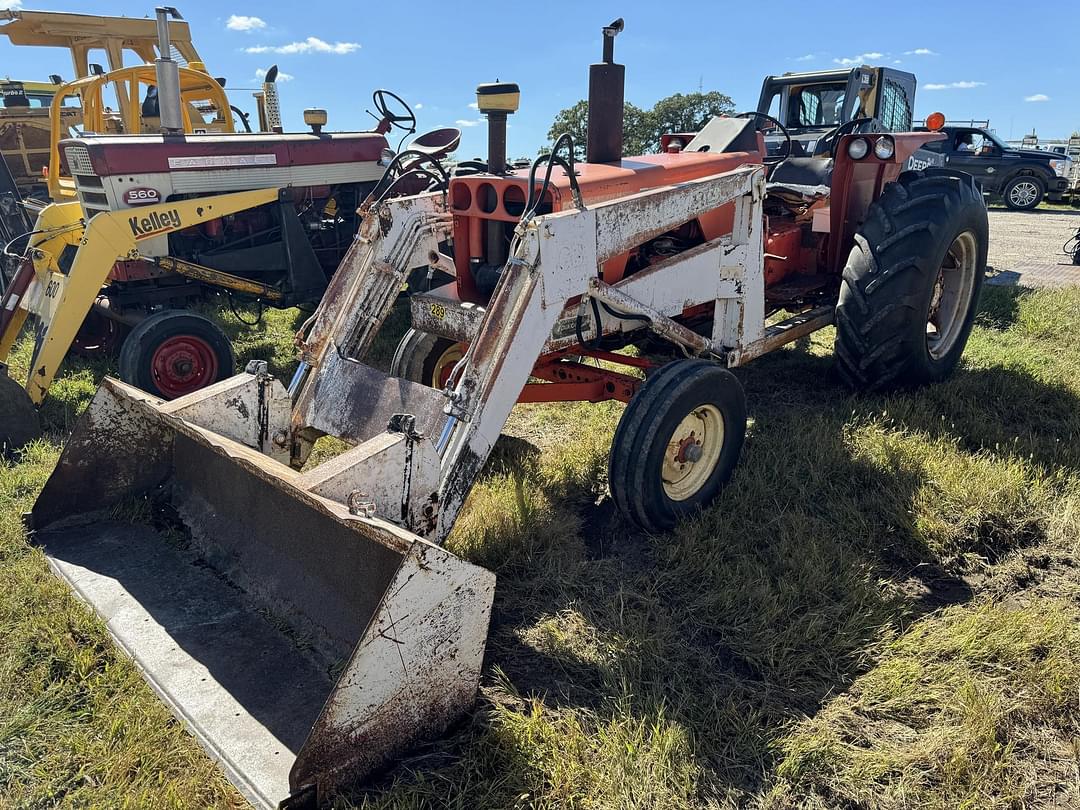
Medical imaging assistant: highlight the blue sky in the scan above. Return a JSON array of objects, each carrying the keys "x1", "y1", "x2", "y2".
[{"x1": 1, "y1": 0, "x2": 1076, "y2": 157}]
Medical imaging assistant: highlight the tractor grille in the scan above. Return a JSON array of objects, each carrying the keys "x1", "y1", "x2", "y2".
[
  {"x1": 64, "y1": 145, "x2": 111, "y2": 219},
  {"x1": 64, "y1": 145, "x2": 94, "y2": 176}
]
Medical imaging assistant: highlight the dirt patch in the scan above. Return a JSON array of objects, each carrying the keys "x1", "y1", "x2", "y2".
[{"x1": 987, "y1": 209, "x2": 1080, "y2": 271}]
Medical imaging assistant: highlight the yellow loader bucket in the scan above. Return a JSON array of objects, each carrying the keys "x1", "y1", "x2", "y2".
[{"x1": 29, "y1": 372, "x2": 495, "y2": 808}]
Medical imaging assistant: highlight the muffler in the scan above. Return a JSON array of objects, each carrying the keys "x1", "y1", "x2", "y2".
[{"x1": 30, "y1": 370, "x2": 494, "y2": 808}]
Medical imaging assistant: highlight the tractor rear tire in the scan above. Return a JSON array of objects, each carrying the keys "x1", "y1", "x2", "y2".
[
  {"x1": 389, "y1": 328, "x2": 464, "y2": 389},
  {"x1": 608, "y1": 359, "x2": 746, "y2": 533},
  {"x1": 118, "y1": 310, "x2": 235, "y2": 400},
  {"x1": 834, "y1": 169, "x2": 988, "y2": 390},
  {"x1": 0, "y1": 367, "x2": 40, "y2": 456}
]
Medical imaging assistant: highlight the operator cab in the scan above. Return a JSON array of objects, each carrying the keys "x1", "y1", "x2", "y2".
[
  {"x1": 757, "y1": 66, "x2": 915, "y2": 157},
  {"x1": 756, "y1": 65, "x2": 916, "y2": 188}
]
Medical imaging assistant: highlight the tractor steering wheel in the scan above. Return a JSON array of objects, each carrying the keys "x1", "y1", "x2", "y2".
[
  {"x1": 817, "y1": 117, "x2": 874, "y2": 158},
  {"x1": 373, "y1": 90, "x2": 416, "y2": 133},
  {"x1": 735, "y1": 111, "x2": 791, "y2": 169}
]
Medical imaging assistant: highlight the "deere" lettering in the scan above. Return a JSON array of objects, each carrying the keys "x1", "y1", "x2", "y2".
[{"x1": 129, "y1": 209, "x2": 182, "y2": 238}]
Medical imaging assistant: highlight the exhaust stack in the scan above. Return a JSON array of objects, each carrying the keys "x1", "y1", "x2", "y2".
[
  {"x1": 476, "y1": 81, "x2": 519, "y2": 176},
  {"x1": 586, "y1": 18, "x2": 625, "y2": 164},
  {"x1": 153, "y1": 6, "x2": 184, "y2": 134},
  {"x1": 477, "y1": 82, "x2": 520, "y2": 267}
]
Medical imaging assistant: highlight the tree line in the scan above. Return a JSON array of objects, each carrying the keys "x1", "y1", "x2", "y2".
[{"x1": 545, "y1": 91, "x2": 735, "y2": 158}]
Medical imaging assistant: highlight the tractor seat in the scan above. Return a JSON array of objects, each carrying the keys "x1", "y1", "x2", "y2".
[{"x1": 768, "y1": 157, "x2": 834, "y2": 189}]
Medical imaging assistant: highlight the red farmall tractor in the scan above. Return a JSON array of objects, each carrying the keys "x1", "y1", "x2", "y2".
[{"x1": 387, "y1": 25, "x2": 987, "y2": 531}]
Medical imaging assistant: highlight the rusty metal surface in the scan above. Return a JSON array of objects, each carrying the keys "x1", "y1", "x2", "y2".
[
  {"x1": 291, "y1": 542, "x2": 494, "y2": 797},
  {"x1": 409, "y1": 285, "x2": 485, "y2": 344},
  {"x1": 31, "y1": 379, "x2": 172, "y2": 530},
  {"x1": 161, "y1": 372, "x2": 292, "y2": 464},
  {"x1": 297, "y1": 351, "x2": 448, "y2": 448},
  {"x1": 729, "y1": 303, "x2": 834, "y2": 367},
  {"x1": 171, "y1": 435, "x2": 404, "y2": 656},
  {"x1": 30, "y1": 376, "x2": 497, "y2": 807},
  {"x1": 298, "y1": 430, "x2": 442, "y2": 539}
]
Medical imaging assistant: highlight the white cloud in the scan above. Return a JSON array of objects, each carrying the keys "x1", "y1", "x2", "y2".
[
  {"x1": 834, "y1": 52, "x2": 883, "y2": 66},
  {"x1": 455, "y1": 118, "x2": 481, "y2": 127},
  {"x1": 255, "y1": 67, "x2": 293, "y2": 82},
  {"x1": 794, "y1": 53, "x2": 816, "y2": 62},
  {"x1": 226, "y1": 14, "x2": 266, "y2": 31},
  {"x1": 923, "y1": 81, "x2": 985, "y2": 90},
  {"x1": 245, "y1": 36, "x2": 359, "y2": 55},
  {"x1": 0, "y1": 0, "x2": 22, "y2": 8},
  {"x1": 1024, "y1": 93, "x2": 1050, "y2": 102},
  {"x1": 413, "y1": 102, "x2": 423, "y2": 110},
  {"x1": 467, "y1": 101, "x2": 479, "y2": 110},
  {"x1": 904, "y1": 47, "x2": 937, "y2": 55}
]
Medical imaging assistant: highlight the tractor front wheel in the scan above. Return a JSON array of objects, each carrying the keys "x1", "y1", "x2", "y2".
[
  {"x1": 834, "y1": 169, "x2": 988, "y2": 390},
  {"x1": 118, "y1": 311, "x2": 235, "y2": 399},
  {"x1": 0, "y1": 367, "x2": 40, "y2": 456},
  {"x1": 389, "y1": 328, "x2": 464, "y2": 389},
  {"x1": 608, "y1": 359, "x2": 746, "y2": 533}
]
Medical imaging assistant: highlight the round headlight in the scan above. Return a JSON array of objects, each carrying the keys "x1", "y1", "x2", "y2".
[
  {"x1": 847, "y1": 137, "x2": 870, "y2": 160},
  {"x1": 874, "y1": 136, "x2": 895, "y2": 160}
]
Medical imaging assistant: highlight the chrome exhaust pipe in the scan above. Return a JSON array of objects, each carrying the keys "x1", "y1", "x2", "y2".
[{"x1": 154, "y1": 6, "x2": 184, "y2": 134}]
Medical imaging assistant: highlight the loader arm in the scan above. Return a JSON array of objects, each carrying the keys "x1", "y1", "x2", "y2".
[
  {"x1": 4, "y1": 188, "x2": 278, "y2": 404},
  {"x1": 433, "y1": 164, "x2": 765, "y2": 539}
]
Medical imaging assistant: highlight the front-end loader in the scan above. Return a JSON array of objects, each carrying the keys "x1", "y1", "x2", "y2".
[{"x1": 24, "y1": 19, "x2": 987, "y2": 807}]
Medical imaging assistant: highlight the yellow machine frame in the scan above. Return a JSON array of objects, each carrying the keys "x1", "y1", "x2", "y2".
[
  {"x1": 0, "y1": 188, "x2": 277, "y2": 404},
  {"x1": 0, "y1": 8, "x2": 203, "y2": 123}
]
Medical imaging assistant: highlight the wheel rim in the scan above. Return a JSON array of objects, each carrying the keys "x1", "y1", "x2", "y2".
[
  {"x1": 150, "y1": 334, "x2": 219, "y2": 398},
  {"x1": 430, "y1": 344, "x2": 464, "y2": 389},
  {"x1": 1009, "y1": 181, "x2": 1039, "y2": 208},
  {"x1": 926, "y1": 230, "x2": 978, "y2": 361},
  {"x1": 661, "y1": 403, "x2": 725, "y2": 502}
]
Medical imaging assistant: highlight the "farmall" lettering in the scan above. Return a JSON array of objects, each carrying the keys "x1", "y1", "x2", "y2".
[{"x1": 128, "y1": 209, "x2": 182, "y2": 239}]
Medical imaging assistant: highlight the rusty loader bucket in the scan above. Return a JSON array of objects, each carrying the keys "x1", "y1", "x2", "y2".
[
  {"x1": 27, "y1": 188, "x2": 496, "y2": 807},
  {"x1": 29, "y1": 369, "x2": 494, "y2": 808}
]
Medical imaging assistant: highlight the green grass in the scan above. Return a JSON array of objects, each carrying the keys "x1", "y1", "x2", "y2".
[{"x1": 2, "y1": 287, "x2": 1080, "y2": 808}]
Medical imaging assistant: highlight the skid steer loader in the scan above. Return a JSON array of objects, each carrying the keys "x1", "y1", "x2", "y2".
[{"x1": 25, "y1": 19, "x2": 987, "y2": 807}]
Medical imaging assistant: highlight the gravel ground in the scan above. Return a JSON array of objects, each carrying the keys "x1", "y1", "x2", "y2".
[{"x1": 986, "y1": 208, "x2": 1080, "y2": 271}]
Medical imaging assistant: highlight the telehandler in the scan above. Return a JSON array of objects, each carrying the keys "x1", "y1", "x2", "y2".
[{"x1": 23, "y1": 19, "x2": 986, "y2": 808}]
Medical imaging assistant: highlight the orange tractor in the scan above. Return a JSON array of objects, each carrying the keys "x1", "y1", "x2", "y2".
[{"x1": 26, "y1": 19, "x2": 987, "y2": 807}]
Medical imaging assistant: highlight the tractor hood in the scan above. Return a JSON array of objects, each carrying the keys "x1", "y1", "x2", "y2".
[{"x1": 59, "y1": 131, "x2": 389, "y2": 178}]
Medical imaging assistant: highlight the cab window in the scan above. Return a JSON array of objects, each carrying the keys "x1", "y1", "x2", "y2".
[
  {"x1": 877, "y1": 79, "x2": 911, "y2": 131},
  {"x1": 952, "y1": 130, "x2": 994, "y2": 155},
  {"x1": 792, "y1": 84, "x2": 847, "y2": 127}
]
